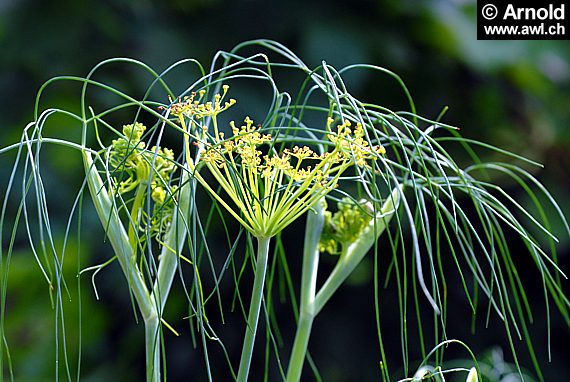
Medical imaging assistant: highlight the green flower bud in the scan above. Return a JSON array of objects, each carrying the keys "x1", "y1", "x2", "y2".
[
  {"x1": 319, "y1": 198, "x2": 374, "y2": 255},
  {"x1": 152, "y1": 187, "x2": 166, "y2": 204},
  {"x1": 108, "y1": 122, "x2": 178, "y2": 242}
]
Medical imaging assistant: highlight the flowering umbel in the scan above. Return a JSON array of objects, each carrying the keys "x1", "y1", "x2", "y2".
[{"x1": 168, "y1": 86, "x2": 386, "y2": 238}]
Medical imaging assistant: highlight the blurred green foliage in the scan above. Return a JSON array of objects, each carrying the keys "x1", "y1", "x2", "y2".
[{"x1": 1, "y1": 0, "x2": 568, "y2": 380}]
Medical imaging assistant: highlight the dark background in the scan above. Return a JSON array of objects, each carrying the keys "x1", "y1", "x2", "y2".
[{"x1": 1, "y1": 0, "x2": 569, "y2": 381}]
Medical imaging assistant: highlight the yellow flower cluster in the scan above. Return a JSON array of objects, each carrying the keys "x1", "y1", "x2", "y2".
[
  {"x1": 202, "y1": 116, "x2": 273, "y2": 169},
  {"x1": 167, "y1": 85, "x2": 236, "y2": 120},
  {"x1": 327, "y1": 118, "x2": 386, "y2": 167}
]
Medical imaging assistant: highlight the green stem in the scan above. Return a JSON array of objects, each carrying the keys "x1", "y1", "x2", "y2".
[
  {"x1": 152, "y1": 171, "x2": 191, "y2": 313},
  {"x1": 286, "y1": 313, "x2": 314, "y2": 382},
  {"x1": 286, "y1": 202, "x2": 324, "y2": 382},
  {"x1": 128, "y1": 183, "x2": 146, "y2": 257},
  {"x1": 84, "y1": 152, "x2": 161, "y2": 381},
  {"x1": 314, "y1": 186, "x2": 401, "y2": 315},
  {"x1": 144, "y1": 316, "x2": 160, "y2": 382},
  {"x1": 83, "y1": 152, "x2": 152, "y2": 317},
  {"x1": 236, "y1": 236, "x2": 271, "y2": 382},
  {"x1": 145, "y1": 172, "x2": 192, "y2": 382},
  {"x1": 286, "y1": 187, "x2": 401, "y2": 382}
]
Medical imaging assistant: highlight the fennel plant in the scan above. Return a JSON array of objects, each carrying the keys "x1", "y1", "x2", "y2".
[{"x1": 1, "y1": 40, "x2": 568, "y2": 382}]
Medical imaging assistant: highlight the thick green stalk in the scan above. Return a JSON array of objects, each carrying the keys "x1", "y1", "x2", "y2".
[
  {"x1": 83, "y1": 152, "x2": 153, "y2": 318},
  {"x1": 286, "y1": 187, "x2": 401, "y2": 382},
  {"x1": 313, "y1": 186, "x2": 401, "y2": 315},
  {"x1": 83, "y1": 152, "x2": 160, "y2": 382},
  {"x1": 286, "y1": 202, "x2": 325, "y2": 382},
  {"x1": 236, "y1": 236, "x2": 271, "y2": 382},
  {"x1": 145, "y1": 172, "x2": 192, "y2": 382},
  {"x1": 151, "y1": 171, "x2": 191, "y2": 313},
  {"x1": 145, "y1": 316, "x2": 160, "y2": 382}
]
